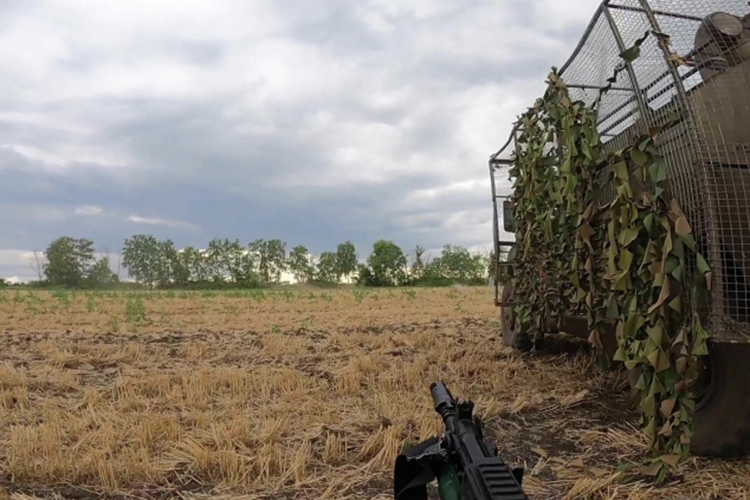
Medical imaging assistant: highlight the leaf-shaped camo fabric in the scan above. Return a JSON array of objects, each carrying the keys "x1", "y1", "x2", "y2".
[{"x1": 507, "y1": 64, "x2": 711, "y2": 468}]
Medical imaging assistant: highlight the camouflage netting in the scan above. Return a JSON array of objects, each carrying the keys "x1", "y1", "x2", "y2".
[{"x1": 489, "y1": 0, "x2": 750, "y2": 475}]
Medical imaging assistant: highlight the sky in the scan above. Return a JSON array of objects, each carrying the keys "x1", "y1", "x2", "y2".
[{"x1": 0, "y1": 0, "x2": 602, "y2": 281}]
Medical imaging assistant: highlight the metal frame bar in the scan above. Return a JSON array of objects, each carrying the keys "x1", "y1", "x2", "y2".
[
  {"x1": 607, "y1": 2, "x2": 704, "y2": 22},
  {"x1": 602, "y1": 5, "x2": 650, "y2": 131},
  {"x1": 597, "y1": 71, "x2": 679, "y2": 123},
  {"x1": 599, "y1": 80, "x2": 688, "y2": 137},
  {"x1": 493, "y1": 127, "x2": 522, "y2": 307},
  {"x1": 494, "y1": 0, "x2": 712, "y2": 158},
  {"x1": 489, "y1": 157, "x2": 501, "y2": 304},
  {"x1": 633, "y1": 4, "x2": 694, "y2": 150},
  {"x1": 596, "y1": 66, "x2": 701, "y2": 138},
  {"x1": 599, "y1": 111, "x2": 641, "y2": 138},
  {"x1": 496, "y1": 240, "x2": 516, "y2": 307},
  {"x1": 490, "y1": 122, "x2": 519, "y2": 305},
  {"x1": 568, "y1": 83, "x2": 632, "y2": 91},
  {"x1": 490, "y1": 124, "x2": 517, "y2": 162},
  {"x1": 492, "y1": 0, "x2": 712, "y2": 158},
  {"x1": 491, "y1": 159, "x2": 512, "y2": 167},
  {"x1": 492, "y1": 43, "x2": 703, "y2": 162},
  {"x1": 566, "y1": 0, "x2": 709, "y2": 133}
]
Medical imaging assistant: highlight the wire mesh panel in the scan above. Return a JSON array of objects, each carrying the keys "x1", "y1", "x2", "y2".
[
  {"x1": 669, "y1": 0, "x2": 750, "y2": 335},
  {"x1": 488, "y1": 128, "x2": 517, "y2": 304},
  {"x1": 489, "y1": 131, "x2": 516, "y2": 236},
  {"x1": 491, "y1": 161, "x2": 514, "y2": 200},
  {"x1": 491, "y1": 0, "x2": 750, "y2": 340},
  {"x1": 488, "y1": 155, "x2": 516, "y2": 304},
  {"x1": 490, "y1": 160, "x2": 515, "y2": 240}
]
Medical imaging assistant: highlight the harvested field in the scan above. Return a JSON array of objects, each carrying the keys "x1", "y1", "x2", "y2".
[{"x1": 1, "y1": 287, "x2": 749, "y2": 499}]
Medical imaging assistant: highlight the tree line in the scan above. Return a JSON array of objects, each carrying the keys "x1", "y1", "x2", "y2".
[{"x1": 15, "y1": 235, "x2": 493, "y2": 289}]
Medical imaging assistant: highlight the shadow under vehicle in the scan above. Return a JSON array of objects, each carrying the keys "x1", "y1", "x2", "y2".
[{"x1": 489, "y1": 1, "x2": 750, "y2": 457}]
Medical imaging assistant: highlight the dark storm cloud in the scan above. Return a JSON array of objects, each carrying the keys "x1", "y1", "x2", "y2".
[{"x1": 0, "y1": 0, "x2": 602, "y2": 280}]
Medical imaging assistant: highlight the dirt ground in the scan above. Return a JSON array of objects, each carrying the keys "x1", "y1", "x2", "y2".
[{"x1": 1, "y1": 287, "x2": 749, "y2": 500}]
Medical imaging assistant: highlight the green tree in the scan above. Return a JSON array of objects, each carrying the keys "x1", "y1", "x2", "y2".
[
  {"x1": 288, "y1": 245, "x2": 314, "y2": 283},
  {"x1": 356, "y1": 263, "x2": 374, "y2": 286},
  {"x1": 205, "y1": 238, "x2": 228, "y2": 281},
  {"x1": 439, "y1": 244, "x2": 473, "y2": 281},
  {"x1": 249, "y1": 239, "x2": 267, "y2": 281},
  {"x1": 471, "y1": 252, "x2": 489, "y2": 284},
  {"x1": 87, "y1": 255, "x2": 118, "y2": 287},
  {"x1": 411, "y1": 245, "x2": 427, "y2": 280},
  {"x1": 424, "y1": 245, "x2": 488, "y2": 284},
  {"x1": 168, "y1": 247, "x2": 191, "y2": 286},
  {"x1": 205, "y1": 238, "x2": 254, "y2": 283},
  {"x1": 154, "y1": 239, "x2": 178, "y2": 287},
  {"x1": 179, "y1": 246, "x2": 207, "y2": 283},
  {"x1": 316, "y1": 252, "x2": 338, "y2": 283},
  {"x1": 231, "y1": 251, "x2": 257, "y2": 285},
  {"x1": 43, "y1": 237, "x2": 96, "y2": 287},
  {"x1": 335, "y1": 241, "x2": 358, "y2": 282},
  {"x1": 250, "y1": 239, "x2": 287, "y2": 283},
  {"x1": 122, "y1": 234, "x2": 161, "y2": 288},
  {"x1": 363, "y1": 240, "x2": 407, "y2": 286},
  {"x1": 266, "y1": 239, "x2": 287, "y2": 282}
]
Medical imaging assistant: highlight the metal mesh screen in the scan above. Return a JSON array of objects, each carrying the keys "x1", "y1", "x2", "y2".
[
  {"x1": 489, "y1": 157, "x2": 515, "y2": 248},
  {"x1": 491, "y1": 162, "x2": 513, "y2": 201},
  {"x1": 491, "y1": 0, "x2": 750, "y2": 340}
]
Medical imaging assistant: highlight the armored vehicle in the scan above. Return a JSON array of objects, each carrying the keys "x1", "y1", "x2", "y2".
[{"x1": 490, "y1": 1, "x2": 750, "y2": 456}]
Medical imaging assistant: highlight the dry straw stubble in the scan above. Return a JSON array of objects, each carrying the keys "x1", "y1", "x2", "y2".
[{"x1": 0, "y1": 287, "x2": 749, "y2": 499}]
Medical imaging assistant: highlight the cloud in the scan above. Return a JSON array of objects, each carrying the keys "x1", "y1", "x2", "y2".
[
  {"x1": 75, "y1": 205, "x2": 103, "y2": 215},
  {"x1": 127, "y1": 215, "x2": 195, "y2": 228},
  {"x1": 0, "y1": 0, "x2": 601, "y2": 279}
]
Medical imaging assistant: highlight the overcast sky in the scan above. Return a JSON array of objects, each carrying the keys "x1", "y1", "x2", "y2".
[{"x1": 0, "y1": 0, "x2": 602, "y2": 281}]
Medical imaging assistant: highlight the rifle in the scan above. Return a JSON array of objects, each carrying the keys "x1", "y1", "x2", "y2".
[{"x1": 393, "y1": 382, "x2": 528, "y2": 500}]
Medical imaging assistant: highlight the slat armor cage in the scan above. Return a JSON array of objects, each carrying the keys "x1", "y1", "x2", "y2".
[{"x1": 490, "y1": 0, "x2": 750, "y2": 342}]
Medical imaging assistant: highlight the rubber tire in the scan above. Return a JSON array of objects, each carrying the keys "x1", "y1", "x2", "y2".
[
  {"x1": 626, "y1": 341, "x2": 750, "y2": 456},
  {"x1": 500, "y1": 285, "x2": 534, "y2": 352},
  {"x1": 691, "y1": 341, "x2": 750, "y2": 457}
]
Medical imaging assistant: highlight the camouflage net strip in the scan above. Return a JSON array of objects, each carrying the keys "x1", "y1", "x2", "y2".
[{"x1": 508, "y1": 67, "x2": 711, "y2": 478}]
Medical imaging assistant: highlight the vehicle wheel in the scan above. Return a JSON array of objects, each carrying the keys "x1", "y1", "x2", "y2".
[
  {"x1": 626, "y1": 341, "x2": 750, "y2": 456},
  {"x1": 690, "y1": 341, "x2": 750, "y2": 457},
  {"x1": 500, "y1": 285, "x2": 534, "y2": 352}
]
